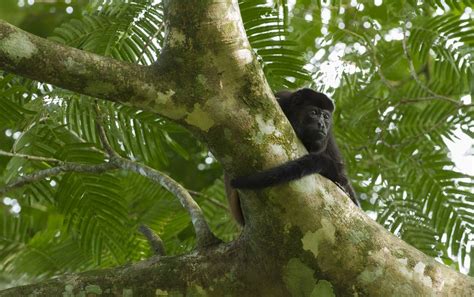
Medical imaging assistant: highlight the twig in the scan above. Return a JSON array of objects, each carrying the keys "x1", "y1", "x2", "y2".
[
  {"x1": 93, "y1": 103, "x2": 118, "y2": 158},
  {"x1": 401, "y1": 31, "x2": 462, "y2": 106},
  {"x1": 138, "y1": 22, "x2": 165, "y2": 64},
  {"x1": 138, "y1": 224, "x2": 166, "y2": 256},
  {"x1": 341, "y1": 28, "x2": 395, "y2": 90},
  {"x1": 0, "y1": 150, "x2": 62, "y2": 164},
  {"x1": 0, "y1": 162, "x2": 118, "y2": 195},
  {"x1": 399, "y1": 97, "x2": 474, "y2": 107},
  {"x1": 188, "y1": 190, "x2": 229, "y2": 211}
]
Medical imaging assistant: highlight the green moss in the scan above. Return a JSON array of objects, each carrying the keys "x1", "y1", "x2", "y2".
[
  {"x1": 64, "y1": 57, "x2": 87, "y2": 74},
  {"x1": 357, "y1": 266, "x2": 384, "y2": 284},
  {"x1": 85, "y1": 285, "x2": 102, "y2": 294},
  {"x1": 196, "y1": 74, "x2": 208, "y2": 86},
  {"x1": 283, "y1": 258, "x2": 317, "y2": 297},
  {"x1": 311, "y1": 280, "x2": 335, "y2": 297},
  {"x1": 301, "y1": 219, "x2": 336, "y2": 257},
  {"x1": 168, "y1": 28, "x2": 187, "y2": 47},
  {"x1": 187, "y1": 285, "x2": 208, "y2": 297},
  {"x1": 155, "y1": 289, "x2": 169, "y2": 296},
  {"x1": 348, "y1": 230, "x2": 370, "y2": 244},
  {"x1": 84, "y1": 81, "x2": 115, "y2": 96},
  {"x1": 165, "y1": 105, "x2": 188, "y2": 120},
  {"x1": 63, "y1": 284, "x2": 74, "y2": 297}
]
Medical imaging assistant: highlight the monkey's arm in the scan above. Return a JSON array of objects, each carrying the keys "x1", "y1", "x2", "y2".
[{"x1": 231, "y1": 153, "x2": 332, "y2": 189}]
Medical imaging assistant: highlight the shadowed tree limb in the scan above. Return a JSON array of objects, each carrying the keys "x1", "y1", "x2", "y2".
[
  {"x1": 138, "y1": 224, "x2": 166, "y2": 256},
  {"x1": 0, "y1": 20, "x2": 168, "y2": 107}
]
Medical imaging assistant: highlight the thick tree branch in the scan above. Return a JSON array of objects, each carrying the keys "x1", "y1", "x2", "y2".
[
  {"x1": 0, "y1": 19, "x2": 166, "y2": 107},
  {"x1": 0, "y1": 242, "x2": 262, "y2": 297}
]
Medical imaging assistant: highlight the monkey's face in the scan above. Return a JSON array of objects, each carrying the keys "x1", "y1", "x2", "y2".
[{"x1": 291, "y1": 105, "x2": 332, "y2": 151}]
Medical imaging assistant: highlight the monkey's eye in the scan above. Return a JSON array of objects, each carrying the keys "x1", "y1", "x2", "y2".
[
  {"x1": 309, "y1": 110, "x2": 317, "y2": 116},
  {"x1": 323, "y1": 113, "x2": 330, "y2": 119}
]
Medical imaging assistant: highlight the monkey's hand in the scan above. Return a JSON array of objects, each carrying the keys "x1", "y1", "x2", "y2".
[{"x1": 231, "y1": 153, "x2": 331, "y2": 189}]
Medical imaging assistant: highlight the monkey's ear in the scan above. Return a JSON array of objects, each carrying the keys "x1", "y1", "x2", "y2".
[
  {"x1": 275, "y1": 90, "x2": 294, "y2": 112},
  {"x1": 275, "y1": 90, "x2": 292, "y2": 100}
]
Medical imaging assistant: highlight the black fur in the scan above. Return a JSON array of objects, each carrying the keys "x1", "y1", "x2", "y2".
[{"x1": 231, "y1": 88, "x2": 359, "y2": 207}]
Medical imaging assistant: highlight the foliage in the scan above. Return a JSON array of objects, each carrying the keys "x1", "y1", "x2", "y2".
[
  {"x1": 0, "y1": 0, "x2": 473, "y2": 287},
  {"x1": 288, "y1": 0, "x2": 474, "y2": 274}
]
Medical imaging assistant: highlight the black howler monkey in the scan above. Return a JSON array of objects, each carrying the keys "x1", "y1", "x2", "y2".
[{"x1": 226, "y1": 88, "x2": 359, "y2": 225}]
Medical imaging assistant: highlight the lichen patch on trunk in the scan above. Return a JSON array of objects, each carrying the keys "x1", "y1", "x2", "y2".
[
  {"x1": 0, "y1": 32, "x2": 37, "y2": 62},
  {"x1": 301, "y1": 218, "x2": 336, "y2": 257},
  {"x1": 185, "y1": 103, "x2": 215, "y2": 131}
]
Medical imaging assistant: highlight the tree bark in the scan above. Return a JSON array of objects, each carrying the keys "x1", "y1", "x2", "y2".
[{"x1": 0, "y1": 0, "x2": 473, "y2": 296}]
